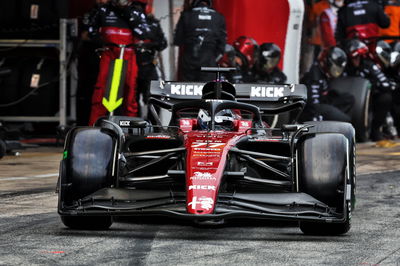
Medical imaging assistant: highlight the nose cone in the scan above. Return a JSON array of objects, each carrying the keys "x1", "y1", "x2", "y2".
[{"x1": 185, "y1": 131, "x2": 239, "y2": 215}]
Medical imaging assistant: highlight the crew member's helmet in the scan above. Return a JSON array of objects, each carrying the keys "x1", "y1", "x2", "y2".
[
  {"x1": 345, "y1": 39, "x2": 369, "y2": 59},
  {"x1": 131, "y1": 0, "x2": 151, "y2": 13},
  {"x1": 318, "y1": 46, "x2": 348, "y2": 78},
  {"x1": 375, "y1": 40, "x2": 392, "y2": 69},
  {"x1": 197, "y1": 109, "x2": 235, "y2": 131},
  {"x1": 258, "y1": 43, "x2": 282, "y2": 73},
  {"x1": 192, "y1": 0, "x2": 212, "y2": 8},
  {"x1": 233, "y1": 36, "x2": 259, "y2": 70},
  {"x1": 390, "y1": 41, "x2": 400, "y2": 68},
  {"x1": 219, "y1": 44, "x2": 237, "y2": 67}
]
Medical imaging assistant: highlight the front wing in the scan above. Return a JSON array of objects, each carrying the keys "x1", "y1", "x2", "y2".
[{"x1": 59, "y1": 188, "x2": 347, "y2": 223}]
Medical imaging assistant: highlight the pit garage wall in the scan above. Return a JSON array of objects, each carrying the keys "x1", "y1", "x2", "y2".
[{"x1": 211, "y1": 0, "x2": 304, "y2": 83}]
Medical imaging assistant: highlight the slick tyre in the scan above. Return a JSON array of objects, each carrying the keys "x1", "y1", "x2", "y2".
[
  {"x1": 304, "y1": 121, "x2": 356, "y2": 210},
  {"x1": 329, "y1": 77, "x2": 371, "y2": 142},
  {"x1": 297, "y1": 130, "x2": 352, "y2": 235},
  {"x1": 59, "y1": 127, "x2": 116, "y2": 230}
]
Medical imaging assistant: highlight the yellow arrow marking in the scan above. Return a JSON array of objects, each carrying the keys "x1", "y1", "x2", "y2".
[{"x1": 102, "y1": 59, "x2": 124, "y2": 112}]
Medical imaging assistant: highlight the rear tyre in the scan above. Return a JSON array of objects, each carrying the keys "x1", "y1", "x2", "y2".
[
  {"x1": 59, "y1": 127, "x2": 116, "y2": 230},
  {"x1": 297, "y1": 129, "x2": 352, "y2": 235},
  {"x1": 329, "y1": 77, "x2": 371, "y2": 142}
]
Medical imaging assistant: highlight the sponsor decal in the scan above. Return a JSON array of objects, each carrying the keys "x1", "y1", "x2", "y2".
[
  {"x1": 191, "y1": 143, "x2": 225, "y2": 148},
  {"x1": 146, "y1": 135, "x2": 171, "y2": 139},
  {"x1": 194, "y1": 148, "x2": 221, "y2": 153},
  {"x1": 188, "y1": 196, "x2": 214, "y2": 210},
  {"x1": 119, "y1": 120, "x2": 131, "y2": 127},
  {"x1": 190, "y1": 172, "x2": 216, "y2": 180},
  {"x1": 171, "y1": 84, "x2": 203, "y2": 96},
  {"x1": 197, "y1": 162, "x2": 214, "y2": 166},
  {"x1": 193, "y1": 154, "x2": 221, "y2": 157},
  {"x1": 188, "y1": 185, "x2": 216, "y2": 191},
  {"x1": 198, "y1": 15, "x2": 212, "y2": 20},
  {"x1": 192, "y1": 167, "x2": 218, "y2": 171},
  {"x1": 205, "y1": 99, "x2": 223, "y2": 103},
  {"x1": 250, "y1": 86, "x2": 285, "y2": 98},
  {"x1": 354, "y1": 9, "x2": 366, "y2": 16},
  {"x1": 181, "y1": 120, "x2": 191, "y2": 126},
  {"x1": 240, "y1": 121, "x2": 251, "y2": 127}
]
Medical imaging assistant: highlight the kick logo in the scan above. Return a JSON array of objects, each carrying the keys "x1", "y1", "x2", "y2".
[
  {"x1": 171, "y1": 84, "x2": 203, "y2": 96},
  {"x1": 119, "y1": 121, "x2": 131, "y2": 126},
  {"x1": 250, "y1": 86, "x2": 285, "y2": 98},
  {"x1": 188, "y1": 185, "x2": 216, "y2": 191},
  {"x1": 188, "y1": 196, "x2": 214, "y2": 210}
]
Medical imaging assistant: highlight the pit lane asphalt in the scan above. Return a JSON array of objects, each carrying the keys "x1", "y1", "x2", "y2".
[{"x1": 0, "y1": 143, "x2": 400, "y2": 265}]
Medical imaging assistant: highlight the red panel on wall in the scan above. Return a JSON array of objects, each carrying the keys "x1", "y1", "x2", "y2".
[
  {"x1": 213, "y1": 0, "x2": 290, "y2": 66},
  {"x1": 69, "y1": 0, "x2": 96, "y2": 18}
]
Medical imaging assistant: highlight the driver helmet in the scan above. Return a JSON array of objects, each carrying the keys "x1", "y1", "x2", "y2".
[
  {"x1": 233, "y1": 36, "x2": 259, "y2": 70},
  {"x1": 197, "y1": 109, "x2": 235, "y2": 131},
  {"x1": 318, "y1": 46, "x2": 348, "y2": 78},
  {"x1": 375, "y1": 40, "x2": 392, "y2": 69},
  {"x1": 345, "y1": 39, "x2": 369, "y2": 59},
  {"x1": 258, "y1": 43, "x2": 282, "y2": 73}
]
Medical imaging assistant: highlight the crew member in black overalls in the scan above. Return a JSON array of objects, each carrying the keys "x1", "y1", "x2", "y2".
[
  {"x1": 335, "y1": 0, "x2": 390, "y2": 48},
  {"x1": 300, "y1": 46, "x2": 354, "y2": 123},
  {"x1": 344, "y1": 39, "x2": 394, "y2": 141},
  {"x1": 174, "y1": 0, "x2": 226, "y2": 81},
  {"x1": 131, "y1": 0, "x2": 167, "y2": 115}
]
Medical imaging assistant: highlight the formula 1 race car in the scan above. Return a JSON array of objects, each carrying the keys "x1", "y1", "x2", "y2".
[{"x1": 57, "y1": 68, "x2": 356, "y2": 235}]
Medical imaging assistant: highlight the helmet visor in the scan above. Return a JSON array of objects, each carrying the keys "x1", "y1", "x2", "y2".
[
  {"x1": 261, "y1": 50, "x2": 280, "y2": 71},
  {"x1": 328, "y1": 63, "x2": 344, "y2": 78},
  {"x1": 376, "y1": 45, "x2": 391, "y2": 68},
  {"x1": 390, "y1": 51, "x2": 400, "y2": 68}
]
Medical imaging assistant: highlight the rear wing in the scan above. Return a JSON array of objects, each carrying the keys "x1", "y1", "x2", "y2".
[
  {"x1": 150, "y1": 80, "x2": 307, "y2": 103},
  {"x1": 150, "y1": 81, "x2": 307, "y2": 115}
]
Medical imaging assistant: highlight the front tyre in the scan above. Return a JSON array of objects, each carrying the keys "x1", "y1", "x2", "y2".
[
  {"x1": 304, "y1": 121, "x2": 356, "y2": 210},
  {"x1": 59, "y1": 127, "x2": 117, "y2": 230},
  {"x1": 297, "y1": 131, "x2": 352, "y2": 235}
]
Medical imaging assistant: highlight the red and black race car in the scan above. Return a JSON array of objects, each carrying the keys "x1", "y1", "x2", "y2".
[{"x1": 57, "y1": 68, "x2": 356, "y2": 235}]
